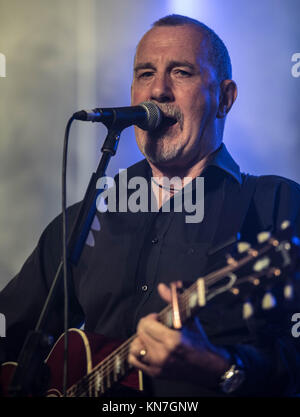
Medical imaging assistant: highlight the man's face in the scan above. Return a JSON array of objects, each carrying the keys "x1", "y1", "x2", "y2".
[{"x1": 131, "y1": 24, "x2": 221, "y2": 170}]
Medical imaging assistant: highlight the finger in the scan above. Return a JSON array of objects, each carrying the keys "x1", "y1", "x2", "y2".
[
  {"x1": 138, "y1": 314, "x2": 181, "y2": 347},
  {"x1": 128, "y1": 336, "x2": 153, "y2": 369},
  {"x1": 131, "y1": 326, "x2": 171, "y2": 369},
  {"x1": 129, "y1": 334, "x2": 149, "y2": 359},
  {"x1": 128, "y1": 351, "x2": 161, "y2": 377},
  {"x1": 157, "y1": 283, "x2": 171, "y2": 303},
  {"x1": 157, "y1": 281, "x2": 183, "y2": 304}
]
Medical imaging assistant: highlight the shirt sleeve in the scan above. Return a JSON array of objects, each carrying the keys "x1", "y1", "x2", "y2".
[{"x1": 0, "y1": 204, "x2": 84, "y2": 364}]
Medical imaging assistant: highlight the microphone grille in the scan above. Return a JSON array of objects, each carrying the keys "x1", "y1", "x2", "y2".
[{"x1": 139, "y1": 101, "x2": 162, "y2": 131}]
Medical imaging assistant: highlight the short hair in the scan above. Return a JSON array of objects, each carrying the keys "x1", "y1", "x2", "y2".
[{"x1": 152, "y1": 14, "x2": 232, "y2": 82}]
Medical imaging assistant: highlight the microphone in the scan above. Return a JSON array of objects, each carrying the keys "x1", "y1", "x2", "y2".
[{"x1": 73, "y1": 101, "x2": 163, "y2": 131}]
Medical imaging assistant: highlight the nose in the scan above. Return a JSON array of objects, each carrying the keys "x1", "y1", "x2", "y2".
[{"x1": 150, "y1": 74, "x2": 174, "y2": 103}]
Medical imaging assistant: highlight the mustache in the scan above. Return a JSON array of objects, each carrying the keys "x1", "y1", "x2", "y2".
[{"x1": 156, "y1": 103, "x2": 184, "y2": 130}]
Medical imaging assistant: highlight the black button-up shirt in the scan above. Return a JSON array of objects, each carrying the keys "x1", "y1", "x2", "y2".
[{"x1": 1, "y1": 144, "x2": 300, "y2": 396}]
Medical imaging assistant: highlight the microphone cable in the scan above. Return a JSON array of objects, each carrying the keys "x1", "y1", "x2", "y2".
[{"x1": 61, "y1": 115, "x2": 75, "y2": 396}]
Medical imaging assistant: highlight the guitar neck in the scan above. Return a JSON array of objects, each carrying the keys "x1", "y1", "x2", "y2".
[
  {"x1": 66, "y1": 282, "x2": 206, "y2": 397},
  {"x1": 65, "y1": 257, "x2": 256, "y2": 397},
  {"x1": 66, "y1": 223, "x2": 299, "y2": 396}
]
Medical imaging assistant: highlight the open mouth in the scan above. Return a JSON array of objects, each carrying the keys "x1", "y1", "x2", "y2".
[
  {"x1": 149, "y1": 116, "x2": 178, "y2": 139},
  {"x1": 163, "y1": 115, "x2": 178, "y2": 127},
  {"x1": 158, "y1": 105, "x2": 183, "y2": 131},
  {"x1": 149, "y1": 104, "x2": 183, "y2": 136}
]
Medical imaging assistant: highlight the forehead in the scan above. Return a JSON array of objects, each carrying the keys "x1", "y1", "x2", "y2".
[{"x1": 135, "y1": 25, "x2": 209, "y2": 66}]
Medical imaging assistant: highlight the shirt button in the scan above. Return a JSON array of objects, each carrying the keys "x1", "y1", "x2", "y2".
[
  {"x1": 141, "y1": 285, "x2": 148, "y2": 292},
  {"x1": 151, "y1": 238, "x2": 159, "y2": 244}
]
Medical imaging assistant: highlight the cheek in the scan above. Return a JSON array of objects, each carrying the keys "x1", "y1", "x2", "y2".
[
  {"x1": 131, "y1": 82, "x2": 146, "y2": 105},
  {"x1": 131, "y1": 85, "x2": 137, "y2": 105},
  {"x1": 134, "y1": 126, "x2": 147, "y2": 144},
  {"x1": 187, "y1": 88, "x2": 217, "y2": 123}
]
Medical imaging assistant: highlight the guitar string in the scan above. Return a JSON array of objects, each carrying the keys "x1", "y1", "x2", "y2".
[
  {"x1": 73, "y1": 279, "x2": 201, "y2": 394},
  {"x1": 68, "y1": 287, "x2": 199, "y2": 396},
  {"x1": 67, "y1": 291, "x2": 184, "y2": 396},
  {"x1": 66, "y1": 335, "x2": 136, "y2": 396},
  {"x1": 67, "y1": 304, "x2": 175, "y2": 396},
  {"x1": 67, "y1": 269, "x2": 265, "y2": 397},
  {"x1": 66, "y1": 268, "x2": 240, "y2": 396},
  {"x1": 66, "y1": 266, "x2": 248, "y2": 396},
  {"x1": 70, "y1": 267, "x2": 276, "y2": 397},
  {"x1": 66, "y1": 245, "x2": 274, "y2": 396}
]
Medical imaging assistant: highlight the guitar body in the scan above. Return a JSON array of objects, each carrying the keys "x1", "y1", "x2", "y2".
[{"x1": 0, "y1": 329, "x2": 141, "y2": 397}]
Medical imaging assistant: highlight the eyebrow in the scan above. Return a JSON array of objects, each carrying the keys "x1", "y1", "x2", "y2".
[
  {"x1": 168, "y1": 60, "x2": 196, "y2": 71},
  {"x1": 134, "y1": 60, "x2": 196, "y2": 73}
]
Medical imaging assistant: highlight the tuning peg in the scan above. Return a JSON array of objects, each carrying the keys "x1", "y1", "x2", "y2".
[
  {"x1": 243, "y1": 300, "x2": 254, "y2": 320},
  {"x1": 226, "y1": 254, "x2": 237, "y2": 265},
  {"x1": 237, "y1": 241, "x2": 251, "y2": 253},
  {"x1": 257, "y1": 231, "x2": 271, "y2": 243},
  {"x1": 281, "y1": 220, "x2": 290, "y2": 230},
  {"x1": 284, "y1": 282, "x2": 294, "y2": 300},
  {"x1": 253, "y1": 256, "x2": 270, "y2": 272},
  {"x1": 262, "y1": 291, "x2": 277, "y2": 310}
]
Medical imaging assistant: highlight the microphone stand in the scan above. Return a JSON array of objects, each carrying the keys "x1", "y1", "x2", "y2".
[{"x1": 8, "y1": 123, "x2": 122, "y2": 397}]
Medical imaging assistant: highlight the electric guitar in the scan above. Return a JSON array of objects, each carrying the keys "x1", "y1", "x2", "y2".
[{"x1": 1, "y1": 220, "x2": 300, "y2": 397}]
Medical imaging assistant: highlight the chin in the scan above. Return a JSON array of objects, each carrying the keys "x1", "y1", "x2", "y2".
[
  {"x1": 137, "y1": 127, "x2": 185, "y2": 163},
  {"x1": 143, "y1": 141, "x2": 184, "y2": 166}
]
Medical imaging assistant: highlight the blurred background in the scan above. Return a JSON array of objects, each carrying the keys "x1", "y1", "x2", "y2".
[{"x1": 0, "y1": 0, "x2": 299, "y2": 290}]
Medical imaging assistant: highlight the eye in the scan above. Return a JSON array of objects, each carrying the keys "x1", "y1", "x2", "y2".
[
  {"x1": 138, "y1": 71, "x2": 154, "y2": 79},
  {"x1": 173, "y1": 69, "x2": 192, "y2": 77}
]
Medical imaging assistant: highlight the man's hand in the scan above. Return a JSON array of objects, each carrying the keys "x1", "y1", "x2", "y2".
[{"x1": 128, "y1": 282, "x2": 231, "y2": 389}]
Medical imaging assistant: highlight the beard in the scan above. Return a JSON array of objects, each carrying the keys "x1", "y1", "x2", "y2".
[
  {"x1": 140, "y1": 128, "x2": 183, "y2": 164},
  {"x1": 137, "y1": 103, "x2": 184, "y2": 164}
]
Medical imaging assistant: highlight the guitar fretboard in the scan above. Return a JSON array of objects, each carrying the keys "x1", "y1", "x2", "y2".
[
  {"x1": 66, "y1": 281, "x2": 205, "y2": 397},
  {"x1": 66, "y1": 227, "x2": 296, "y2": 397}
]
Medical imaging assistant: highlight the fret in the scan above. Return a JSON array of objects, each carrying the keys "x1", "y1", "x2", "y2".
[
  {"x1": 99, "y1": 365, "x2": 105, "y2": 395},
  {"x1": 187, "y1": 291, "x2": 198, "y2": 310},
  {"x1": 82, "y1": 374, "x2": 90, "y2": 397},
  {"x1": 88, "y1": 375, "x2": 93, "y2": 397},
  {"x1": 114, "y1": 354, "x2": 122, "y2": 381},
  {"x1": 120, "y1": 346, "x2": 128, "y2": 374},
  {"x1": 197, "y1": 278, "x2": 206, "y2": 306},
  {"x1": 184, "y1": 298, "x2": 191, "y2": 320},
  {"x1": 180, "y1": 298, "x2": 190, "y2": 323},
  {"x1": 94, "y1": 370, "x2": 103, "y2": 396},
  {"x1": 164, "y1": 309, "x2": 173, "y2": 328},
  {"x1": 106, "y1": 368, "x2": 111, "y2": 389},
  {"x1": 61, "y1": 222, "x2": 298, "y2": 398}
]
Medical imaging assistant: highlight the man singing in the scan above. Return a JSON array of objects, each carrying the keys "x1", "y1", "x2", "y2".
[{"x1": 1, "y1": 15, "x2": 300, "y2": 397}]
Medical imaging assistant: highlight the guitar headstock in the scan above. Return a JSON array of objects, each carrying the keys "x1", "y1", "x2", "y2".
[{"x1": 203, "y1": 220, "x2": 300, "y2": 320}]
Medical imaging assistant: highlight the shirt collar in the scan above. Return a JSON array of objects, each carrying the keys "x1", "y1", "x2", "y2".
[{"x1": 205, "y1": 143, "x2": 242, "y2": 185}]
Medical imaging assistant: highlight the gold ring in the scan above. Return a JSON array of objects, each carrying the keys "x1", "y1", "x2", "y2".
[{"x1": 139, "y1": 349, "x2": 147, "y2": 360}]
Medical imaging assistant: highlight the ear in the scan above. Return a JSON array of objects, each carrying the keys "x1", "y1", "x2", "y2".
[{"x1": 217, "y1": 80, "x2": 238, "y2": 119}]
